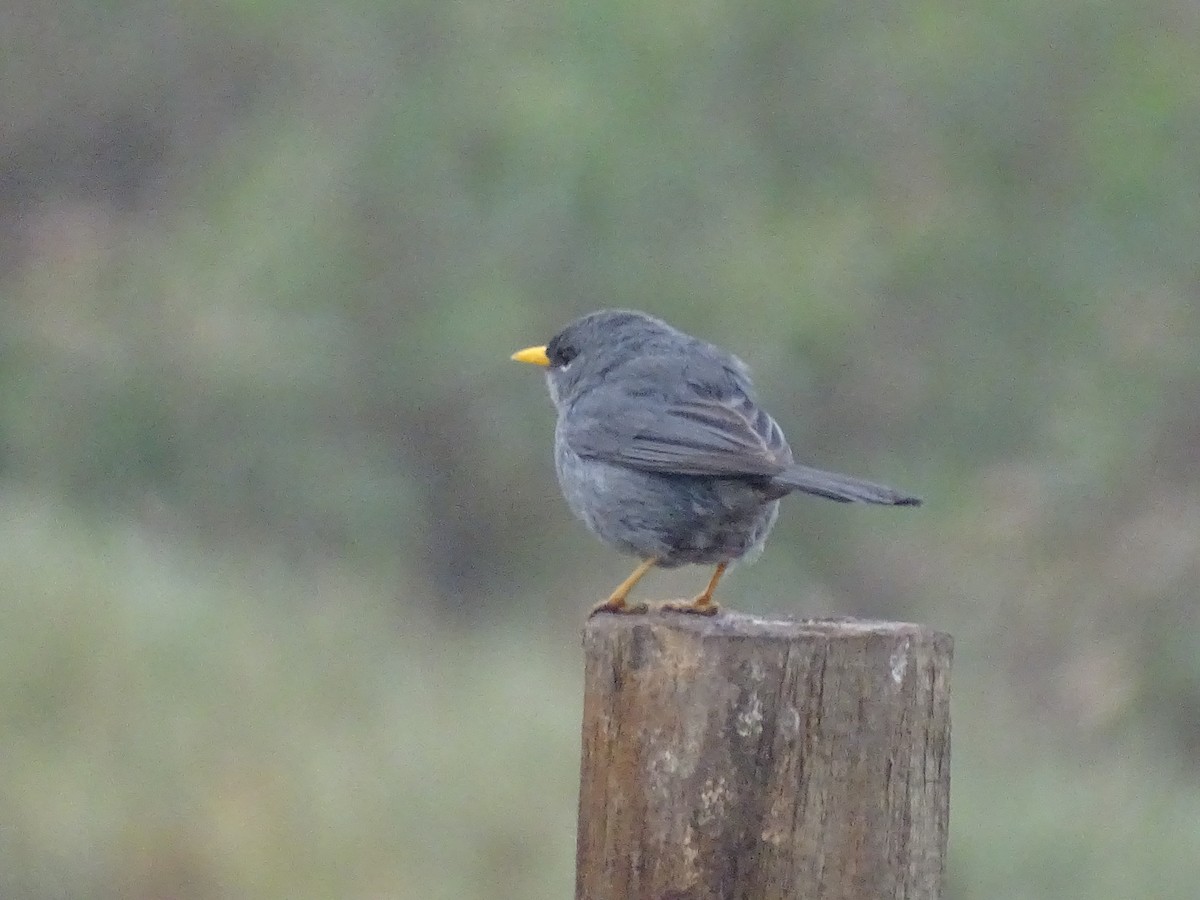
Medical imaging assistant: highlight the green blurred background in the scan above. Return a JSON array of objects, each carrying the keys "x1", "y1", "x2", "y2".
[{"x1": 2, "y1": 1, "x2": 1198, "y2": 897}]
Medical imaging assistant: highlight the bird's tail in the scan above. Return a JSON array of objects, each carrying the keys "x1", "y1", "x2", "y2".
[{"x1": 773, "y1": 464, "x2": 922, "y2": 506}]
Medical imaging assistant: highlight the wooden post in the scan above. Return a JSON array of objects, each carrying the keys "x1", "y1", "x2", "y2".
[{"x1": 576, "y1": 613, "x2": 952, "y2": 900}]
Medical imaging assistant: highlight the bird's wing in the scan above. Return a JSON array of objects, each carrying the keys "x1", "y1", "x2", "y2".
[{"x1": 561, "y1": 357, "x2": 793, "y2": 478}]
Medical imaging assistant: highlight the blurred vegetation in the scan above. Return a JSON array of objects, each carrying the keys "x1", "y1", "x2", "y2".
[{"x1": 1, "y1": 0, "x2": 1199, "y2": 897}]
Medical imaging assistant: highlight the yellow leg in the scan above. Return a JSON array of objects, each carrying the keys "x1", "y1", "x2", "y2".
[
  {"x1": 662, "y1": 562, "x2": 727, "y2": 616},
  {"x1": 589, "y1": 557, "x2": 657, "y2": 617}
]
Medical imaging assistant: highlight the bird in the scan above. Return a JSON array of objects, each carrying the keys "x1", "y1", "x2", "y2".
[{"x1": 511, "y1": 309, "x2": 920, "y2": 616}]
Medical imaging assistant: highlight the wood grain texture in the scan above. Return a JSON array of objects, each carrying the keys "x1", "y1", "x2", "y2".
[{"x1": 576, "y1": 613, "x2": 952, "y2": 900}]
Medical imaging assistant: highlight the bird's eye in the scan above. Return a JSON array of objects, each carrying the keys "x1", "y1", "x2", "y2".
[{"x1": 548, "y1": 340, "x2": 578, "y2": 368}]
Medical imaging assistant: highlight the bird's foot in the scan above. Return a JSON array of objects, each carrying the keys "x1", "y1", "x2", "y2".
[
  {"x1": 660, "y1": 597, "x2": 720, "y2": 616},
  {"x1": 589, "y1": 558, "x2": 657, "y2": 617},
  {"x1": 588, "y1": 598, "x2": 650, "y2": 617}
]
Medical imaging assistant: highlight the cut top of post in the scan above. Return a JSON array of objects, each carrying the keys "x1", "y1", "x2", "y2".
[{"x1": 584, "y1": 611, "x2": 949, "y2": 643}]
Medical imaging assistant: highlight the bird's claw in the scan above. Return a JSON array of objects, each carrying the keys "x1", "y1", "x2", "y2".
[
  {"x1": 588, "y1": 600, "x2": 650, "y2": 617},
  {"x1": 660, "y1": 599, "x2": 720, "y2": 616}
]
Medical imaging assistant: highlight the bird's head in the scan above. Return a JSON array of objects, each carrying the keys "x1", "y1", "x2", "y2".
[{"x1": 511, "y1": 309, "x2": 683, "y2": 407}]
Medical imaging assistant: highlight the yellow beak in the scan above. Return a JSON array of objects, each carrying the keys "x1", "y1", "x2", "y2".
[{"x1": 511, "y1": 345, "x2": 551, "y2": 367}]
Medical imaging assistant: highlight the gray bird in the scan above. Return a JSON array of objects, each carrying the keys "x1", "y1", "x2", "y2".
[{"x1": 512, "y1": 310, "x2": 920, "y2": 616}]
